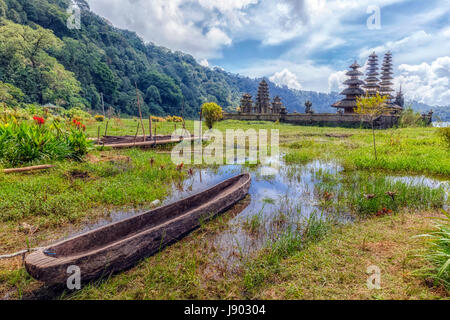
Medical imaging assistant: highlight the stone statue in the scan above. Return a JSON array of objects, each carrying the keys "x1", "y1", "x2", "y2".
[{"x1": 305, "y1": 100, "x2": 313, "y2": 114}]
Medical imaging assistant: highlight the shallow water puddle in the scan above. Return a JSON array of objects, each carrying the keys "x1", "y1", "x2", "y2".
[{"x1": 69, "y1": 160, "x2": 448, "y2": 269}]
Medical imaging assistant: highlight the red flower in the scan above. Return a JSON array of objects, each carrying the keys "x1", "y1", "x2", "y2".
[
  {"x1": 72, "y1": 119, "x2": 85, "y2": 130},
  {"x1": 33, "y1": 116, "x2": 45, "y2": 125}
]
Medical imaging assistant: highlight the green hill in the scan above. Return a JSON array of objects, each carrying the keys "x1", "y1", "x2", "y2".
[{"x1": 0, "y1": 0, "x2": 447, "y2": 120}]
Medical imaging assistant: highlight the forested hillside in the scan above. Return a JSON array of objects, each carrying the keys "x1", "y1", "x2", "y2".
[{"x1": 0, "y1": 0, "x2": 446, "y2": 119}]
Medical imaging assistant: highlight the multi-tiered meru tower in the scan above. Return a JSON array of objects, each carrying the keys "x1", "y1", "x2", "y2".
[
  {"x1": 332, "y1": 61, "x2": 365, "y2": 114},
  {"x1": 364, "y1": 52, "x2": 380, "y2": 96},
  {"x1": 379, "y1": 52, "x2": 395, "y2": 104},
  {"x1": 255, "y1": 79, "x2": 271, "y2": 114}
]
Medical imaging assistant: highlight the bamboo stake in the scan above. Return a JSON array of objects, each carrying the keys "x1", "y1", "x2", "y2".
[
  {"x1": 134, "y1": 122, "x2": 140, "y2": 145},
  {"x1": 101, "y1": 92, "x2": 105, "y2": 117},
  {"x1": 135, "y1": 82, "x2": 146, "y2": 142}
]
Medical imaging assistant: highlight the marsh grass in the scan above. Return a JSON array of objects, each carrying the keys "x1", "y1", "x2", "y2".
[
  {"x1": 415, "y1": 210, "x2": 450, "y2": 290},
  {"x1": 312, "y1": 169, "x2": 447, "y2": 217},
  {"x1": 243, "y1": 210, "x2": 333, "y2": 294}
]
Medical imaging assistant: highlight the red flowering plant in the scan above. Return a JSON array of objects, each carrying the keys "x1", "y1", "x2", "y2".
[
  {"x1": 72, "y1": 118, "x2": 86, "y2": 131},
  {"x1": 33, "y1": 116, "x2": 45, "y2": 126},
  {"x1": 376, "y1": 207, "x2": 393, "y2": 217},
  {"x1": 0, "y1": 114, "x2": 92, "y2": 167}
]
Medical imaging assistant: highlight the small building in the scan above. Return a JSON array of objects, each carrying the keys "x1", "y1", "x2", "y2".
[
  {"x1": 240, "y1": 93, "x2": 254, "y2": 113},
  {"x1": 272, "y1": 96, "x2": 286, "y2": 114}
]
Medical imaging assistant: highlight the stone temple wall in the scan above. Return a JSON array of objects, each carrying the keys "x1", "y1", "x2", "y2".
[{"x1": 222, "y1": 113, "x2": 402, "y2": 129}]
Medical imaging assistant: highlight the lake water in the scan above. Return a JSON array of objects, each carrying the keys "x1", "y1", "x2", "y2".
[{"x1": 433, "y1": 121, "x2": 449, "y2": 128}]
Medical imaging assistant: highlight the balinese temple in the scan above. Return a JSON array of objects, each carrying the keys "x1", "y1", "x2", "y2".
[
  {"x1": 364, "y1": 52, "x2": 380, "y2": 96},
  {"x1": 332, "y1": 61, "x2": 365, "y2": 114},
  {"x1": 379, "y1": 52, "x2": 395, "y2": 104},
  {"x1": 239, "y1": 80, "x2": 286, "y2": 115},
  {"x1": 255, "y1": 79, "x2": 271, "y2": 113},
  {"x1": 240, "y1": 93, "x2": 254, "y2": 113},
  {"x1": 272, "y1": 96, "x2": 286, "y2": 114}
]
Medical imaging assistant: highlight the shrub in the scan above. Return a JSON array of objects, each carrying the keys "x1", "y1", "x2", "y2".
[
  {"x1": 438, "y1": 127, "x2": 450, "y2": 148},
  {"x1": 151, "y1": 116, "x2": 166, "y2": 122},
  {"x1": 165, "y1": 115, "x2": 183, "y2": 123},
  {"x1": 62, "y1": 107, "x2": 92, "y2": 121},
  {"x1": 94, "y1": 114, "x2": 105, "y2": 122},
  {"x1": 399, "y1": 107, "x2": 426, "y2": 127},
  {"x1": 201, "y1": 102, "x2": 223, "y2": 129}
]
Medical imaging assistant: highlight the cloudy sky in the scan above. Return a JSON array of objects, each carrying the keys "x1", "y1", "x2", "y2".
[{"x1": 85, "y1": 0, "x2": 450, "y2": 106}]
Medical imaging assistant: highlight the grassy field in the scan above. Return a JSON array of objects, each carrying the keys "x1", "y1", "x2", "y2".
[
  {"x1": 0, "y1": 119, "x2": 448, "y2": 299},
  {"x1": 87, "y1": 119, "x2": 450, "y2": 176}
]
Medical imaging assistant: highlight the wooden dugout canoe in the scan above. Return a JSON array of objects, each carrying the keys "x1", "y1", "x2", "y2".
[{"x1": 25, "y1": 173, "x2": 251, "y2": 285}]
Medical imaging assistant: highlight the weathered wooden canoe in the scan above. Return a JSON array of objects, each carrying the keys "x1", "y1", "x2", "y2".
[
  {"x1": 96, "y1": 134, "x2": 199, "y2": 149},
  {"x1": 25, "y1": 173, "x2": 251, "y2": 285}
]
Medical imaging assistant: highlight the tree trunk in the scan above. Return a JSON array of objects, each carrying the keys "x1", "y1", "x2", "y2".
[{"x1": 371, "y1": 121, "x2": 378, "y2": 160}]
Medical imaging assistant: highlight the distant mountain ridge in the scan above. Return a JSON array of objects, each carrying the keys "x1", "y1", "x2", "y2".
[{"x1": 0, "y1": 0, "x2": 446, "y2": 120}]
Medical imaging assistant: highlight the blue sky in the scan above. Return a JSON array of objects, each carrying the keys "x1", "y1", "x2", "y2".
[{"x1": 86, "y1": 0, "x2": 450, "y2": 106}]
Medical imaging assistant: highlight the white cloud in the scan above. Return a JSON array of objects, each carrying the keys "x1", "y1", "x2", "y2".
[
  {"x1": 237, "y1": 60, "x2": 334, "y2": 92},
  {"x1": 86, "y1": 0, "x2": 236, "y2": 59},
  {"x1": 199, "y1": 59, "x2": 210, "y2": 67},
  {"x1": 395, "y1": 56, "x2": 450, "y2": 106},
  {"x1": 269, "y1": 68, "x2": 302, "y2": 90},
  {"x1": 328, "y1": 70, "x2": 347, "y2": 93}
]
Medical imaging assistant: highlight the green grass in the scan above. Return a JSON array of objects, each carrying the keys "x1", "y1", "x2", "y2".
[
  {"x1": 0, "y1": 149, "x2": 185, "y2": 249},
  {"x1": 416, "y1": 210, "x2": 450, "y2": 290},
  {"x1": 0, "y1": 119, "x2": 449, "y2": 299},
  {"x1": 86, "y1": 119, "x2": 449, "y2": 176}
]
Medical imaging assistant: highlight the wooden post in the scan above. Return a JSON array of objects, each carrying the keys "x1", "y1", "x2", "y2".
[
  {"x1": 104, "y1": 120, "x2": 109, "y2": 137},
  {"x1": 149, "y1": 115, "x2": 153, "y2": 139},
  {"x1": 135, "y1": 82, "x2": 146, "y2": 142}
]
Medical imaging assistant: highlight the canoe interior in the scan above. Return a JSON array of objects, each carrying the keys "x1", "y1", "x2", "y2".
[{"x1": 46, "y1": 173, "x2": 250, "y2": 258}]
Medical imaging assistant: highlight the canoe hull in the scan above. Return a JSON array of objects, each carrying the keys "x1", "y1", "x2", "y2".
[{"x1": 25, "y1": 174, "x2": 251, "y2": 285}]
